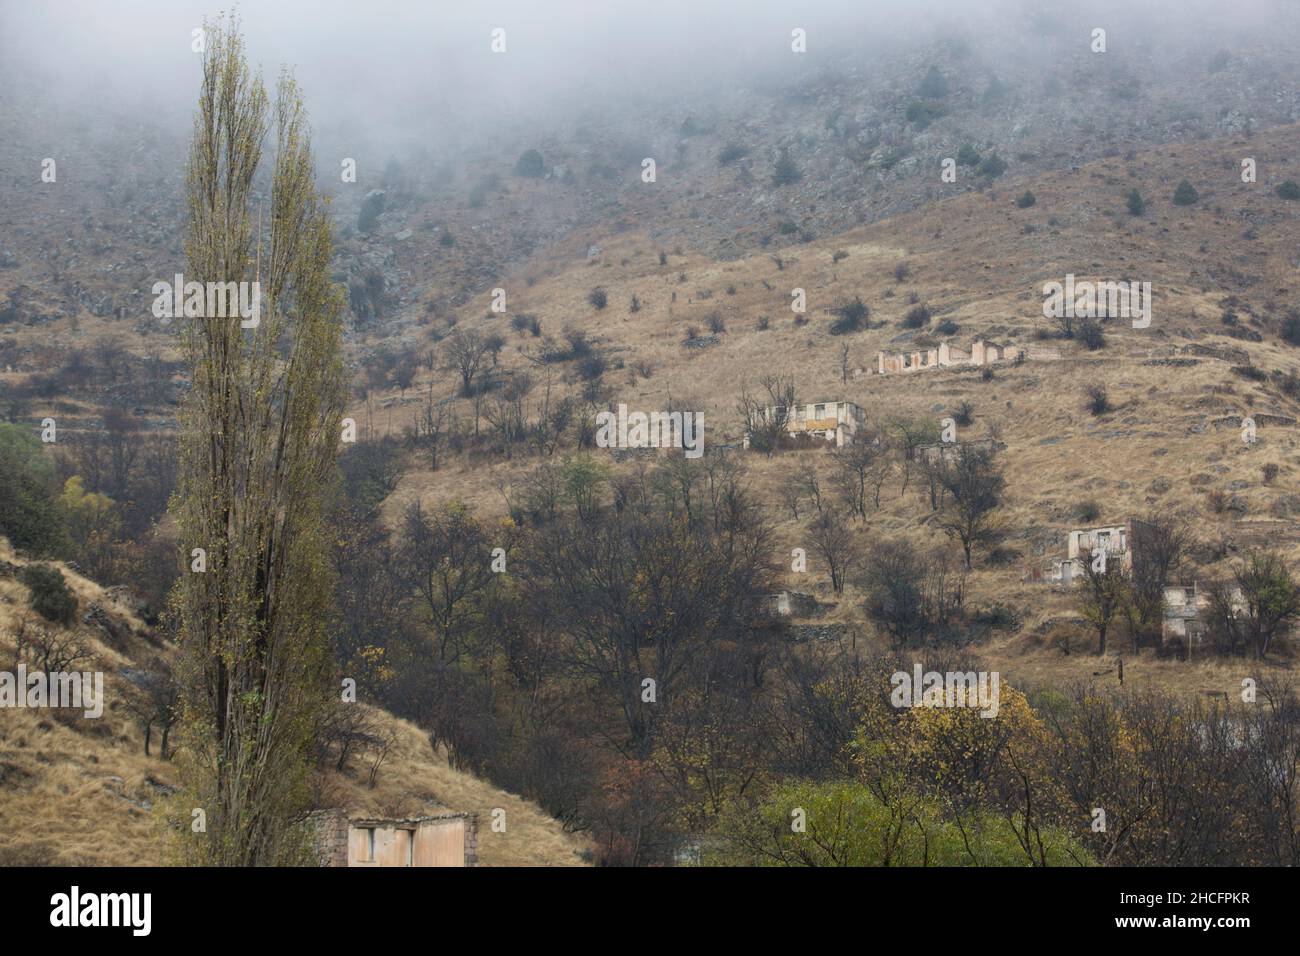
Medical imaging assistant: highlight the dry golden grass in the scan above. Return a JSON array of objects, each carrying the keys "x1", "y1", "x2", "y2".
[
  {"x1": 375, "y1": 124, "x2": 1300, "y2": 699},
  {"x1": 0, "y1": 540, "x2": 589, "y2": 866},
  {"x1": 0, "y1": 543, "x2": 180, "y2": 866},
  {"x1": 979, "y1": 624, "x2": 1292, "y2": 701}
]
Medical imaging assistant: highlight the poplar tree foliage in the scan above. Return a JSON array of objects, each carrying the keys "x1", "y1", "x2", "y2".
[{"x1": 173, "y1": 18, "x2": 345, "y2": 866}]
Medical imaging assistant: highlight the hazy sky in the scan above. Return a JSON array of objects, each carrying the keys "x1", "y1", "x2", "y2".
[
  {"x1": 1, "y1": 0, "x2": 1293, "y2": 159},
  {"x1": 0, "y1": 1, "x2": 919, "y2": 120}
]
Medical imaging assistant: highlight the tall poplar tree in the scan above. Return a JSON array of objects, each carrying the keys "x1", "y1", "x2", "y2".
[{"x1": 173, "y1": 17, "x2": 345, "y2": 865}]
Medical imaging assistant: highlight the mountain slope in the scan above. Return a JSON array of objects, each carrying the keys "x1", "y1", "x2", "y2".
[
  {"x1": 0, "y1": 539, "x2": 589, "y2": 866},
  {"x1": 379, "y1": 121, "x2": 1300, "y2": 697}
]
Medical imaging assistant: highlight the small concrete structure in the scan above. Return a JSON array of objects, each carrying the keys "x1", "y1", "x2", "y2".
[
  {"x1": 914, "y1": 437, "x2": 1004, "y2": 463},
  {"x1": 770, "y1": 590, "x2": 826, "y2": 618},
  {"x1": 313, "y1": 809, "x2": 478, "y2": 867},
  {"x1": 744, "y1": 400, "x2": 865, "y2": 449}
]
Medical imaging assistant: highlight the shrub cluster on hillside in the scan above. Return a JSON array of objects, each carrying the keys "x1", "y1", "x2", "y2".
[
  {"x1": 0, "y1": 423, "x2": 64, "y2": 555},
  {"x1": 829, "y1": 296, "x2": 869, "y2": 335},
  {"x1": 19, "y1": 563, "x2": 77, "y2": 625},
  {"x1": 515, "y1": 148, "x2": 545, "y2": 177},
  {"x1": 1173, "y1": 179, "x2": 1200, "y2": 205}
]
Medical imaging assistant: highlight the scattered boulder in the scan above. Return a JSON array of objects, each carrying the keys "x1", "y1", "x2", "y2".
[{"x1": 82, "y1": 602, "x2": 124, "y2": 644}]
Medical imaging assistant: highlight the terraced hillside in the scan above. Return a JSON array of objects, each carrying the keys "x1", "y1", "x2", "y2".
[{"x1": 371, "y1": 121, "x2": 1300, "y2": 698}]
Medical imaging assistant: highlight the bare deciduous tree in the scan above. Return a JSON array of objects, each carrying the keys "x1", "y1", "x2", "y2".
[
  {"x1": 738, "y1": 374, "x2": 796, "y2": 456},
  {"x1": 934, "y1": 448, "x2": 1005, "y2": 569},
  {"x1": 1078, "y1": 547, "x2": 1130, "y2": 656},
  {"x1": 11, "y1": 614, "x2": 91, "y2": 674},
  {"x1": 400, "y1": 500, "x2": 499, "y2": 665},
  {"x1": 887, "y1": 416, "x2": 941, "y2": 494},
  {"x1": 1123, "y1": 513, "x2": 1189, "y2": 653},
  {"x1": 122, "y1": 657, "x2": 180, "y2": 759},
  {"x1": 445, "y1": 327, "x2": 490, "y2": 396},
  {"x1": 833, "y1": 432, "x2": 890, "y2": 519},
  {"x1": 808, "y1": 511, "x2": 858, "y2": 595}
]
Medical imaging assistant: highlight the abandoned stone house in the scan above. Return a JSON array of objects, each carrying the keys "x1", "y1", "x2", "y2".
[
  {"x1": 879, "y1": 339, "x2": 1014, "y2": 374},
  {"x1": 1162, "y1": 583, "x2": 1205, "y2": 644},
  {"x1": 743, "y1": 400, "x2": 865, "y2": 449},
  {"x1": 1161, "y1": 582, "x2": 1248, "y2": 648},
  {"x1": 1049, "y1": 521, "x2": 1135, "y2": 585},
  {"x1": 877, "y1": 338, "x2": 1060, "y2": 375},
  {"x1": 1047, "y1": 520, "x2": 1246, "y2": 648},
  {"x1": 313, "y1": 809, "x2": 478, "y2": 867}
]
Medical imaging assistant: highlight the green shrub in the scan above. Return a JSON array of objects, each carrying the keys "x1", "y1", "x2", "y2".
[
  {"x1": 707, "y1": 781, "x2": 1091, "y2": 867},
  {"x1": 0, "y1": 843, "x2": 58, "y2": 866},
  {"x1": 1281, "y1": 311, "x2": 1300, "y2": 346},
  {"x1": 1172, "y1": 179, "x2": 1199, "y2": 205},
  {"x1": 0, "y1": 423, "x2": 65, "y2": 555},
  {"x1": 905, "y1": 100, "x2": 947, "y2": 129},
  {"x1": 1078, "y1": 319, "x2": 1106, "y2": 350},
  {"x1": 877, "y1": 146, "x2": 909, "y2": 170},
  {"x1": 1016, "y1": 191, "x2": 1036, "y2": 208},
  {"x1": 717, "y1": 143, "x2": 749, "y2": 166},
  {"x1": 1087, "y1": 385, "x2": 1111, "y2": 416},
  {"x1": 956, "y1": 144, "x2": 981, "y2": 167},
  {"x1": 978, "y1": 153, "x2": 1007, "y2": 178},
  {"x1": 918, "y1": 66, "x2": 950, "y2": 99},
  {"x1": 1277, "y1": 180, "x2": 1300, "y2": 201},
  {"x1": 19, "y1": 563, "x2": 77, "y2": 625},
  {"x1": 772, "y1": 152, "x2": 802, "y2": 187},
  {"x1": 576, "y1": 353, "x2": 606, "y2": 381},
  {"x1": 356, "y1": 189, "x2": 385, "y2": 234},
  {"x1": 563, "y1": 327, "x2": 592, "y2": 358},
  {"x1": 902, "y1": 304, "x2": 931, "y2": 328},
  {"x1": 829, "y1": 297, "x2": 869, "y2": 335},
  {"x1": 1126, "y1": 189, "x2": 1146, "y2": 216},
  {"x1": 515, "y1": 149, "x2": 545, "y2": 177},
  {"x1": 1233, "y1": 364, "x2": 1267, "y2": 382}
]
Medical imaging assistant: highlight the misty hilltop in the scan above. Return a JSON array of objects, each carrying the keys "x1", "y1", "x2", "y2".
[{"x1": 3, "y1": 0, "x2": 1300, "y2": 883}]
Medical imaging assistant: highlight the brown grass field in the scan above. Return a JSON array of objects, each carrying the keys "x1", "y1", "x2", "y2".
[{"x1": 366, "y1": 124, "x2": 1300, "y2": 699}]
